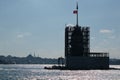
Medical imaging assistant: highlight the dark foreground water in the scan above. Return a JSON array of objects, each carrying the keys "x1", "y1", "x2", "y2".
[{"x1": 0, "y1": 64, "x2": 120, "y2": 80}]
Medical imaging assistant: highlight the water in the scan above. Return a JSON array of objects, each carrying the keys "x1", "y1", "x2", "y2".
[{"x1": 0, "y1": 64, "x2": 120, "y2": 80}]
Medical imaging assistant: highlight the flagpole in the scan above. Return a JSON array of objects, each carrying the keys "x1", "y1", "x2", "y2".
[{"x1": 76, "y1": 1, "x2": 78, "y2": 27}]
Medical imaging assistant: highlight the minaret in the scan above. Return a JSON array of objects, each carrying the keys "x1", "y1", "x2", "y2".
[{"x1": 34, "y1": 52, "x2": 36, "y2": 57}]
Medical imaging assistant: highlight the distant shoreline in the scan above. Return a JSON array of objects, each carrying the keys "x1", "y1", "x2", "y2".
[{"x1": 0, "y1": 55, "x2": 120, "y2": 65}]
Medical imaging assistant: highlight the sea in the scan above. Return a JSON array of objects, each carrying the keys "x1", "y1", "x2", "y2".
[{"x1": 0, "y1": 64, "x2": 120, "y2": 80}]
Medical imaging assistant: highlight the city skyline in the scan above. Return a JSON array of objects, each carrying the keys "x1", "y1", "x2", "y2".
[{"x1": 0, "y1": 0, "x2": 120, "y2": 58}]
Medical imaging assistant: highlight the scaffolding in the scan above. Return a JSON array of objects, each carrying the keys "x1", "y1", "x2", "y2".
[{"x1": 65, "y1": 25, "x2": 90, "y2": 57}]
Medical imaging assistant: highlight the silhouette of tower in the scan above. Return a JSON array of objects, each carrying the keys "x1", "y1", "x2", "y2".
[
  {"x1": 65, "y1": 2, "x2": 90, "y2": 57},
  {"x1": 64, "y1": 2, "x2": 109, "y2": 69}
]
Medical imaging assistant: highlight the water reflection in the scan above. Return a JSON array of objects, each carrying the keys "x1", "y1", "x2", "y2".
[{"x1": 0, "y1": 64, "x2": 120, "y2": 80}]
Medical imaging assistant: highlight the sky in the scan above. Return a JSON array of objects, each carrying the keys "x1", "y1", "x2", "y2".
[{"x1": 0, "y1": 0, "x2": 120, "y2": 58}]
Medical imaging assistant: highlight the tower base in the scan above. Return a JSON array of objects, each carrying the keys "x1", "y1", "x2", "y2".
[{"x1": 65, "y1": 56, "x2": 109, "y2": 70}]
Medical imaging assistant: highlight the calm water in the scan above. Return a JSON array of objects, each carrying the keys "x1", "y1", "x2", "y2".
[{"x1": 0, "y1": 64, "x2": 120, "y2": 80}]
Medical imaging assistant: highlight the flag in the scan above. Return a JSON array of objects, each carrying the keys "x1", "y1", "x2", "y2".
[
  {"x1": 73, "y1": 1, "x2": 78, "y2": 14},
  {"x1": 73, "y1": 10, "x2": 78, "y2": 14}
]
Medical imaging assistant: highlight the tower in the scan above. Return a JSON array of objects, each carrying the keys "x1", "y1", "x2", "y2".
[
  {"x1": 64, "y1": 2, "x2": 109, "y2": 69},
  {"x1": 65, "y1": 2, "x2": 90, "y2": 69},
  {"x1": 44, "y1": 1, "x2": 109, "y2": 70}
]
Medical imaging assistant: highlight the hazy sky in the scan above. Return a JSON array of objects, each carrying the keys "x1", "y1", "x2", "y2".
[{"x1": 0, "y1": 0, "x2": 120, "y2": 58}]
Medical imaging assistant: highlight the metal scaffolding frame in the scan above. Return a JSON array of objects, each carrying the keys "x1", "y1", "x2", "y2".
[{"x1": 65, "y1": 26, "x2": 90, "y2": 57}]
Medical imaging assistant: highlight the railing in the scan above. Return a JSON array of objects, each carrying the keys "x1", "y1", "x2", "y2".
[{"x1": 89, "y1": 52, "x2": 109, "y2": 57}]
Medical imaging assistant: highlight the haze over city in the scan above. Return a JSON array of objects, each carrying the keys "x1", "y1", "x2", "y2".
[{"x1": 0, "y1": 0, "x2": 120, "y2": 58}]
